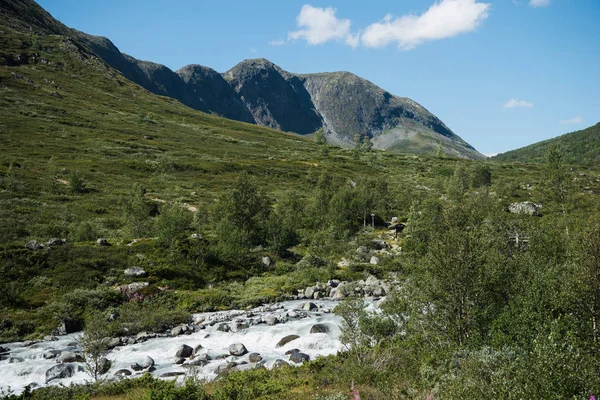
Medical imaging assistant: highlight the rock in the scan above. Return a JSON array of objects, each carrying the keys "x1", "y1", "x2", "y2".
[
  {"x1": 171, "y1": 325, "x2": 188, "y2": 336},
  {"x1": 285, "y1": 348, "x2": 300, "y2": 355},
  {"x1": 373, "y1": 286, "x2": 386, "y2": 297},
  {"x1": 46, "y1": 238, "x2": 66, "y2": 247},
  {"x1": 124, "y1": 267, "x2": 147, "y2": 278},
  {"x1": 228, "y1": 343, "x2": 248, "y2": 356},
  {"x1": 189, "y1": 233, "x2": 203, "y2": 240},
  {"x1": 508, "y1": 201, "x2": 542, "y2": 216},
  {"x1": 195, "y1": 353, "x2": 212, "y2": 363},
  {"x1": 289, "y1": 351, "x2": 310, "y2": 363},
  {"x1": 217, "y1": 323, "x2": 230, "y2": 332},
  {"x1": 304, "y1": 286, "x2": 317, "y2": 299},
  {"x1": 356, "y1": 246, "x2": 369, "y2": 255},
  {"x1": 264, "y1": 315, "x2": 278, "y2": 326},
  {"x1": 174, "y1": 344, "x2": 193, "y2": 358},
  {"x1": 365, "y1": 276, "x2": 380, "y2": 286},
  {"x1": 114, "y1": 369, "x2": 132, "y2": 377},
  {"x1": 136, "y1": 331, "x2": 155, "y2": 341},
  {"x1": 142, "y1": 356, "x2": 154, "y2": 369},
  {"x1": 328, "y1": 279, "x2": 340, "y2": 288},
  {"x1": 248, "y1": 353, "x2": 263, "y2": 363},
  {"x1": 276, "y1": 335, "x2": 300, "y2": 347},
  {"x1": 173, "y1": 358, "x2": 186, "y2": 365},
  {"x1": 96, "y1": 238, "x2": 110, "y2": 246},
  {"x1": 371, "y1": 240, "x2": 389, "y2": 250},
  {"x1": 131, "y1": 363, "x2": 143, "y2": 371},
  {"x1": 262, "y1": 256, "x2": 272, "y2": 267},
  {"x1": 160, "y1": 372, "x2": 185, "y2": 378},
  {"x1": 215, "y1": 354, "x2": 229, "y2": 360},
  {"x1": 9, "y1": 357, "x2": 24, "y2": 363},
  {"x1": 56, "y1": 319, "x2": 82, "y2": 335},
  {"x1": 45, "y1": 364, "x2": 75, "y2": 383},
  {"x1": 310, "y1": 324, "x2": 330, "y2": 334},
  {"x1": 273, "y1": 359, "x2": 289, "y2": 368},
  {"x1": 313, "y1": 291, "x2": 321, "y2": 299},
  {"x1": 232, "y1": 323, "x2": 249, "y2": 332},
  {"x1": 44, "y1": 335, "x2": 58, "y2": 342},
  {"x1": 56, "y1": 352, "x2": 84, "y2": 363},
  {"x1": 194, "y1": 344, "x2": 204, "y2": 354},
  {"x1": 117, "y1": 282, "x2": 149, "y2": 294},
  {"x1": 302, "y1": 302, "x2": 318, "y2": 311},
  {"x1": 107, "y1": 337, "x2": 121, "y2": 349},
  {"x1": 0, "y1": 346, "x2": 9, "y2": 353},
  {"x1": 98, "y1": 357, "x2": 111, "y2": 375},
  {"x1": 25, "y1": 240, "x2": 44, "y2": 250},
  {"x1": 43, "y1": 350, "x2": 62, "y2": 359},
  {"x1": 370, "y1": 256, "x2": 380, "y2": 265}
]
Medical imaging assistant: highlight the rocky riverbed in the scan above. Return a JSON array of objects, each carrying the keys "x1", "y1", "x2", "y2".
[{"x1": 0, "y1": 298, "x2": 382, "y2": 395}]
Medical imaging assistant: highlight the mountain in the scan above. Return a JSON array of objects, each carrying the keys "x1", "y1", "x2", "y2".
[
  {"x1": 493, "y1": 123, "x2": 600, "y2": 165},
  {"x1": 0, "y1": 0, "x2": 482, "y2": 159}
]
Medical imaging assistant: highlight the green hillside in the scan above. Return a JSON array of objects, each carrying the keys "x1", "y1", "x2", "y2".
[{"x1": 493, "y1": 122, "x2": 600, "y2": 165}]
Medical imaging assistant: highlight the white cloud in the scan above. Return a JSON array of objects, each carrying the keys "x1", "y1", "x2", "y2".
[
  {"x1": 559, "y1": 116, "x2": 583, "y2": 125},
  {"x1": 502, "y1": 98, "x2": 534, "y2": 108},
  {"x1": 484, "y1": 152, "x2": 498, "y2": 158},
  {"x1": 269, "y1": 39, "x2": 285, "y2": 46},
  {"x1": 361, "y1": 0, "x2": 491, "y2": 50},
  {"x1": 529, "y1": 0, "x2": 550, "y2": 7},
  {"x1": 288, "y1": 5, "x2": 355, "y2": 46}
]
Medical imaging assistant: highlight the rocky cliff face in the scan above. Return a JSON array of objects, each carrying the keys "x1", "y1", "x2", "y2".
[{"x1": 1, "y1": 0, "x2": 483, "y2": 159}]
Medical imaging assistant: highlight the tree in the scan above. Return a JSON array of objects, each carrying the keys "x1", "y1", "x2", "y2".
[
  {"x1": 353, "y1": 134, "x2": 362, "y2": 160},
  {"x1": 69, "y1": 169, "x2": 86, "y2": 194},
  {"x1": 122, "y1": 185, "x2": 155, "y2": 238},
  {"x1": 362, "y1": 135, "x2": 373, "y2": 152},
  {"x1": 436, "y1": 142, "x2": 445, "y2": 158},
  {"x1": 155, "y1": 204, "x2": 192, "y2": 249},
  {"x1": 447, "y1": 163, "x2": 469, "y2": 202},
  {"x1": 314, "y1": 128, "x2": 327, "y2": 145},
  {"x1": 471, "y1": 163, "x2": 492, "y2": 188},
  {"x1": 79, "y1": 313, "x2": 111, "y2": 381}
]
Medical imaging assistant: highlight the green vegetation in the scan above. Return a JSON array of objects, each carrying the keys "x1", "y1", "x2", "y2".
[{"x1": 494, "y1": 122, "x2": 600, "y2": 165}]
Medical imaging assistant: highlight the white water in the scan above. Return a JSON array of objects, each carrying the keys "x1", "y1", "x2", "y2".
[{"x1": 0, "y1": 299, "x2": 363, "y2": 395}]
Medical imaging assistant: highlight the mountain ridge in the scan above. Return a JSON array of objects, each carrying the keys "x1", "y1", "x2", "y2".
[{"x1": 0, "y1": 0, "x2": 483, "y2": 159}]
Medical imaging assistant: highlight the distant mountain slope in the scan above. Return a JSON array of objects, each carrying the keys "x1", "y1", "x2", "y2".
[
  {"x1": 493, "y1": 123, "x2": 600, "y2": 165},
  {"x1": 0, "y1": 0, "x2": 483, "y2": 159}
]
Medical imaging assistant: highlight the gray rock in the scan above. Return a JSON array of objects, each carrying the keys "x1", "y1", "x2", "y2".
[
  {"x1": 273, "y1": 359, "x2": 289, "y2": 368},
  {"x1": 289, "y1": 351, "x2": 310, "y2": 363},
  {"x1": 56, "y1": 352, "x2": 84, "y2": 363},
  {"x1": 142, "y1": 356, "x2": 155, "y2": 369},
  {"x1": 107, "y1": 337, "x2": 121, "y2": 349},
  {"x1": 46, "y1": 238, "x2": 66, "y2": 247},
  {"x1": 365, "y1": 276, "x2": 380, "y2": 286},
  {"x1": 217, "y1": 323, "x2": 230, "y2": 332},
  {"x1": 174, "y1": 344, "x2": 193, "y2": 358},
  {"x1": 228, "y1": 343, "x2": 248, "y2": 356},
  {"x1": 370, "y1": 256, "x2": 380, "y2": 265},
  {"x1": 302, "y1": 302, "x2": 318, "y2": 311},
  {"x1": 262, "y1": 256, "x2": 272, "y2": 267},
  {"x1": 173, "y1": 358, "x2": 186, "y2": 365},
  {"x1": 310, "y1": 324, "x2": 330, "y2": 334},
  {"x1": 508, "y1": 201, "x2": 542, "y2": 216},
  {"x1": 194, "y1": 344, "x2": 204, "y2": 354},
  {"x1": 44, "y1": 335, "x2": 58, "y2": 342},
  {"x1": 45, "y1": 364, "x2": 75, "y2": 383},
  {"x1": 160, "y1": 372, "x2": 185, "y2": 378},
  {"x1": 96, "y1": 238, "x2": 110, "y2": 246},
  {"x1": 371, "y1": 240, "x2": 389, "y2": 250},
  {"x1": 98, "y1": 357, "x2": 111, "y2": 375},
  {"x1": 114, "y1": 369, "x2": 132, "y2": 377},
  {"x1": 328, "y1": 279, "x2": 340, "y2": 288},
  {"x1": 373, "y1": 286, "x2": 386, "y2": 297},
  {"x1": 9, "y1": 357, "x2": 24, "y2": 363},
  {"x1": 189, "y1": 233, "x2": 203, "y2": 240},
  {"x1": 43, "y1": 350, "x2": 62, "y2": 359},
  {"x1": 304, "y1": 286, "x2": 317, "y2": 299},
  {"x1": 117, "y1": 282, "x2": 149, "y2": 294},
  {"x1": 136, "y1": 331, "x2": 155, "y2": 341},
  {"x1": 0, "y1": 346, "x2": 8, "y2": 353},
  {"x1": 248, "y1": 353, "x2": 263, "y2": 363},
  {"x1": 131, "y1": 363, "x2": 143, "y2": 371},
  {"x1": 26, "y1": 240, "x2": 44, "y2": 250},
  {"x1": 171, "y1": 325, "x2": 188, "y2": 336},
  {"x1": 276, "y1": 335, "x2": 300, "y2": 347},
  {"x1": 264, "y1": 315, "x2": 278, "y2": 326},
  {"x1": 124, "y1": 267, "x2": 147, "y2": 278},
  {"x1": 285, "y1": 348, "x2": 300, "y2": 355}
]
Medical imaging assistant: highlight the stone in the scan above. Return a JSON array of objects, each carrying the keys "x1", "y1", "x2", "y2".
[
  {"x1": 160, "y1": 372, "x2": 185, "y2": 378},
  {"x1": 262, "y1": 256, "x2": 272, "y2": 267},
  {"x1": 310, "y1": 324, "x2": 330, "y2": 334},
  {"x1": 43, "y1": 350, "x2": 62, "y2": 359},
  {"x1": 304, "y1": 286, "x2": 317, "y2": 299},
  {"x1": 108, "y1": 337, "x2": 121, "y2": 349},
  {"x1": 189, "y1": 233, "x2": 203, "y2": 240},
  {"x1": 56, "y1": 319, "x2": 82, "y2": 335},
  {"x1": 118, "y1": 282, "x2": 149, "y2": 294},
  {"x1": 365, "y1": 276, "x2": 380, "y2": 286},
  {"x1": 26, "y1": 240, "x2": 44, "y2": 250},
  {"x1": 248, "y1": 353, "x2": 263, "y2": 363},
  {"x1": 373, "y1": 286, "x2": 386, "y2": 297},
  {"x1": 328, "y1": 279, "x2": 340, "y2": 288},
  {"x1": 46, "y1": 238, "x2": 66, "y2": 247},
  {"x1": 273, "y1": 359, "x2": 289, "y2": 368},
  {"x1": 370, "y1": 256, "x2": 380, "y2": 265},
  {"x1": 138, "y1": 355, "x2": 154, "y2": 369},
  {"x1": 173, "y1": 358, "x2": 186, "y2": 365},
  {"x1": 44, "y1": 335, "x2": 58, "y2": 342},
  {"x1": 264, "y1": 315, "x2": 278, "y2": 326},
  {"x1": 0, "y1": 346, "x2": 9, "y2": 353},
  {"x1": 124, "y1": 267, "x2": 147, "y2": 278},
  {"x1": 171, "y1": 325, "x2": 188, "y2": 336},
  {"x1": 285, "y1": 348, "x2": 300, "y2": 355},
  {"x1": 174, "y1": 344, "x2": 193, "y2": 358},
  {"x1": 136, "y1": 331, "x2": 155, "y2": 341},
  {"x1": 289, "y1": 351, "x2": 310, "y2": 363},
  {"x1": 45, "y1": 364, "x2": 75, "y2": 383},
  {"x1": 194, "y1": 344, "x2": 204, "y2": 354},
  {"x1": 276, "y1": 335, "x2": 300, "y2": 347},
  {"x1": 96, "y1": 238, "x2": 110, "y2": 246},
  {"x1": 371, "y1": 240, "x2": 389, "y2": 250},
  {"x1": 98, "y1": 357, "x2": 111, "y2": 375},
  {"x1": 195, "y1": 353, "x2": 211, "y2": 363},
  {"x1": 56, "y1": 352, "x2": 84, "y2": 363},
  {"x1": 228, "y1": 343, "x2": 248, "y2": 356},
  {"x1": 114, "y1": 369, "x2": 132, "y2": 377},
  {"x1": 508, "y1": 201, "x2": 542, "y2": 216},
  {"x1": 131, "y1": 363, "x2": 143, "y2": 371},
  {"x1": 217, "y1": 323, "x2": 230, "y2": 332},
  {"x1": 302, "y1": 302, "x2": 318, "y2": 311},
  {"x1": 9, "y1": 357, "x2": 24, "y2": 363},
  {"x1": 232, "y1": 323, "x2": 249, "y2": 332}
]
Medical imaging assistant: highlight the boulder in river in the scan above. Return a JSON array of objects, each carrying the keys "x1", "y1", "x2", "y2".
[
  {"x1": 114, "y1": 369, "x2": 132, "y2": 377},
  {"x1": 45, "y1": 364, "x2": 75, "y2": 383},
  {"x1": 289, "y1": 351, "x2": 310, "y2": 364},
  {"x1": 248, "y1": 353, "x2": 263, "y2": 363},
  {"x1": 160, "y1": 371, "x2": 185, "y2": 378},
  {"x1": 276, "y1": 335, "x2": 300, "y2": 347},
  {"x1": 273, "y1": 359, "x2": 289, "y2": 368},
  {"x1": 310, "y1": 324, "x2": 330, "y2": 334},
  {"x1": 56, "y1": 352, "x2": 84, "y2": 363},
  {"x1": 142, "y1": 355, "x2": 155, "y2": 369},
  {"x1": 9, "y1": 357, "x2": 24, "y2": 363},
  {"x1": 229, "y1": 343, "x2": 248, "y2": 356},
  {"x1": 174, "y1": 344, "x2": 193, "y2": 358},
  {"x1": 302, "y1": 302, "x2": 318, "y2": 311}
]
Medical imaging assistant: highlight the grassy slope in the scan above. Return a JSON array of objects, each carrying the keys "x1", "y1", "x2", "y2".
[{"x1": 493, "y1": 122, "x2": 600, "y2": 165}]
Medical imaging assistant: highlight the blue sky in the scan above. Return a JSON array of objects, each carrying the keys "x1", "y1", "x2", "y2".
[{"x1": 37, "y1": 0, "x2": 600, "y2": 155}]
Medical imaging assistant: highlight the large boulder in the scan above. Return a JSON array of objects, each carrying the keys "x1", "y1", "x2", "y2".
[
  {"x1": 304, "y1": 286, "x2": 317, "y2": 299},
  {"x1": 114, "y1": 369, "x2": 132, "y2": 377},
  {"x1": 264, "y1": 315, "x2": 278, "y2": 326},
  {"x1": 276, "y1": 335, "x2": 300, "y2": 347},
  {"x1": 508, "y1": 202, "x2": 542, "y2": 216},
  {"x1": 98, "y1": 357, "x2": 111, "y2": 375},
  {"x1": 310, "y1": 324, "x2": 330, "y2": 334},
  {"x1": 46, "y1": 238, "x2": 66, "y2": 247},
  {"x1": 370, "y1": 256, "x2": 380, "y2": 265},
  {"x1": 302, "y1": 302, "x2": 318, "y2": 311},
  {"x1": 45, "y1": 364, "x2": 75, "y2": 383},
  {"x1": 142, "y1": 355, "x2": 155, "y2": 369},
  {"x1": 25, "y1": 240, "x2": 44, "y2": 250},
  {"x1": 228, "y1": 343, "x2": 248, "y2": 356},
  {"x1": 124, "y1": 267, "x2": 147, "y2": 278},
  {"x1": 262, "y1": 256, "x2": 272, "y2": 267},
  {"x1": 96, "y1": 238, "x2": 110, "y2": 246},
  {"x1": 56, "y1": 319, "x2": 82, "y2": 335},
  {"x1": 289, "y1": 351, "x2": 310, "y2": 364},
  {"x1": 174, "y1": 344, "x2": 193, "y2": 358},
  {"x1": 56, "y1": 352, "x2": 84, "y2": 363},
  {"x1": 248, "y1": 353, "x2": 263, "y2": 363}
]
